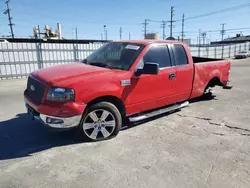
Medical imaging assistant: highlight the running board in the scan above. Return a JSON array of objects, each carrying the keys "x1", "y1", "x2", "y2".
[{"x1": 129, "y1": 101, "x2": 189, "y2": 122}]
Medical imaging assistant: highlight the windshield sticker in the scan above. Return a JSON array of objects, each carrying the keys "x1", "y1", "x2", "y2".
[{"x1": 125, "y1": 45, "x2": 140, "y2": 50}]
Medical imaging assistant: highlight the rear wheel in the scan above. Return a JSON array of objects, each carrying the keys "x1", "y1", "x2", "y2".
[{"x1": 79, "y1": 102, "x2": 122, "y2": 142}]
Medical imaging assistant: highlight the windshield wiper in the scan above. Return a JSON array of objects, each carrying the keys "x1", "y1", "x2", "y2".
[{"x1": 88, "y1": 62, "x2": 113, "y2": 70}]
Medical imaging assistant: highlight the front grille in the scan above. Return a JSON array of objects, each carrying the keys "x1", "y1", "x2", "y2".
[{"x1": 27, "y1": 76, "x2": 46, "y2": 103}]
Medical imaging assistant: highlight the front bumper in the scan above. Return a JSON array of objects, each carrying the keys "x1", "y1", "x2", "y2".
[{"x1": 25, "y1": 102, "x2": 82, "y2": 128}]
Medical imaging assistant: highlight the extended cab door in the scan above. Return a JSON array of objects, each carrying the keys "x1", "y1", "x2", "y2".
[
  {"x1": 170, "y1": 44, "x2": 194, "y2": 101},
  {"x1": 124, "y1": 45, "x2": 178, "y2": 114}
]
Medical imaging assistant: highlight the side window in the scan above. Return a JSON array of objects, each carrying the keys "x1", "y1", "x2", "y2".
[
  {"x1": 173, "y1": 45, "x2": 188, "y2": 66},
  {"x1": 143, "y1": 46, "x2": 171, "y2": 68}
]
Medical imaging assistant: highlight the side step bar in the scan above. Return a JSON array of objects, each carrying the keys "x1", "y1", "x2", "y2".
[{"x1": 129, "y1": 101, "x2": 189, "y2": 122}]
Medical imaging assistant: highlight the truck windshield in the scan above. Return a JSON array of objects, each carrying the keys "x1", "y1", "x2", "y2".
[{"x1": 84, "y1": 42, "x2": 145, "y2": 70}]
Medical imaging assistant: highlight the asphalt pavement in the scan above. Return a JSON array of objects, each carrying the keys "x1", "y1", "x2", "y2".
[{"x1": 0, "y1": 59, "x2": 250, "y2": 188}]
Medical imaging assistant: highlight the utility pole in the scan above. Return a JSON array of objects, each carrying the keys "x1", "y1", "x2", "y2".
[
  {"x1": 168, "y1": 6, "x2": 175, "y2": 38},
  {"x1": 198, "y1": 29, "x2": 201, "y2": 56},
  {"x1": 161, "y1": 21, "x2": 167, "y2": 40},
  {"x1": 221, "y1": 23, "x2": 226, "y2": 59},
  {"x1": 142, "y1": 19, "x2": 150, "y2": 39},
  {"x1": 37, "y1": 25, "x2": 41, "y2": 39},
  {"x1": 103, "y1": 25, "x2": 107, "y2": 40},
  {"x1": 201, "y1": 32, "x2": 206, "y2": 45},
  {"x1": 119, "y1": 27, "x2": 122, "y2": 40},
  {"x1": 75, "y1": 28, "x2": 78, "y2": 40},
  {"x1": 198, "y1": 29, "x2": 201, "y2": 46},
  {"x1": 181, "y1": 14, "x2": 185, "y2": 41},
  {"x1": 221, "y1": 23, "x2": 226, "y2": 41},
  {"x1": 129, "y1": 32, "x2": 131, "y2": 40},
  {"x1": 4, "y1": 0, "x2": 14, "y2": 38}
]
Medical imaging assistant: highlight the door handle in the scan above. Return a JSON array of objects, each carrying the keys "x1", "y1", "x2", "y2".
[{"x1": 169, "y1": 73, "x2": 176, "y2": 80}]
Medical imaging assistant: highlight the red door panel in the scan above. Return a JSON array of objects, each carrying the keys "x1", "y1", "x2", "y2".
[{"x1": 123, "y1": 67, "x2": 177, "y2": 115}]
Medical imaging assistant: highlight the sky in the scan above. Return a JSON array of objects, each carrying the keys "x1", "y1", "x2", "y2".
[{"x1": 0, "y1": 0, "x2": 250, "y2": 43}]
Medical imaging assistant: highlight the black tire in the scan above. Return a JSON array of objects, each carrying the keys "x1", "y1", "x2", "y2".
[{"x1": 79, "y1": 102, "x2": 122, "y2": 142}]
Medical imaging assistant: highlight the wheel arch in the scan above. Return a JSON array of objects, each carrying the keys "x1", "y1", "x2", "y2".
[
  {"x1": 86, "y1": 95, "x2": 126, "y2": 117},
  {"x1": 204, "y1": 77, "x2": 223, "y2": 91}
]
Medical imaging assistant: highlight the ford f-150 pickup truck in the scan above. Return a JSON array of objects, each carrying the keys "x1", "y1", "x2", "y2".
[{"x1": 24, "y1": 40, "x2": 232, "y2": 141}]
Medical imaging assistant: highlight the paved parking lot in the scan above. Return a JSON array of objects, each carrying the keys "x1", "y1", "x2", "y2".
[{"x1": 0, "y1": 59, "x2": 250, "y2": 188}]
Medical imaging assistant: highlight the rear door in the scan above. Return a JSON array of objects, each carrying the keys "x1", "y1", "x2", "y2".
[{"x1": 170, "y1": 44, "x2": 194, "y2": 101}]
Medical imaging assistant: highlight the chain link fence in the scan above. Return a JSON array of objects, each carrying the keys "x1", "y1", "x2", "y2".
[{"x1": 1, "y1": 40, "x2": 250, "y2": 79}]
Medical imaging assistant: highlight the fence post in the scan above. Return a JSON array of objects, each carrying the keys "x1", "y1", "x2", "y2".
[
  {"x1": 36, "y1": 42, "x2": 43, "y2": 69},
  {"x1": 207, "y1": 46, "x2": 209, "y2": 58},
  {"x1": 229, "y1": 45, "x2": 231, "y2": 58},
  {"x1": 215, "y1": 47, "x2": 217, "y2": 58},
  {"x1": 234, "y1": 44, "x2": 236, "y2": 56},
  {"x1": 198, "y1": 45, "x2": 200, "y2": 57},
  {"x1": 221, "y1": 45, "x2": 224, "y2": 59},
  {"x1": 73, "y1": 43, "x2": 79, "y2": 61}
]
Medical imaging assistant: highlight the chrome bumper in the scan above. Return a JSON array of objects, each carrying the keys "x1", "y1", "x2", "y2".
[{"x1": 25, "y1": 102, "x2": 81, "y2": 128}]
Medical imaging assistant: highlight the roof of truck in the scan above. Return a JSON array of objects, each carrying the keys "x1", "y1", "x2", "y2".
[{"x1": 116, "y1": 40, "x2": 185, "y2": 45}]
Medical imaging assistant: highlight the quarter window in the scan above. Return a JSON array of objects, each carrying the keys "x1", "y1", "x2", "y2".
[{"x1": 173, "y1": 45, "x2": 188, "y2": 66}]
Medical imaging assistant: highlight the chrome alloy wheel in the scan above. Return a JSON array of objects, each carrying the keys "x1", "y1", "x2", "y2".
[{"x1": 83, "y1": 109, "x2": 116, "y2": 140}]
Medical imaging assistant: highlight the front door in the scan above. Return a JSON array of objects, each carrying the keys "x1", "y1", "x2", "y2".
[{"x1": 123, "y1": 45, "x2": 177, "y2": 115}]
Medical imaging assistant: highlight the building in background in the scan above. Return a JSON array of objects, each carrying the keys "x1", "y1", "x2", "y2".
[
  {"x1": 211, "y1": 34, "x2": 250, "y2": 45},
  {"x1": 145, "y1": 33, "x2": 159, "y2": 40},
  {"x1": 181, "y1": 38, "x2": 191, "y2": 46}
]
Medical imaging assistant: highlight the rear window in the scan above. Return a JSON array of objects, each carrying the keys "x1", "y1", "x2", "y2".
[{"x1": 173, "y1": 44, "x2": 188, "y2": 66}]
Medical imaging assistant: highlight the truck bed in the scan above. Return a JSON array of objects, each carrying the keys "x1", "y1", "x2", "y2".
[
  {"x1": 192, "y1": 56, "x2": 223, "y2": 63},
  {"x1": 190, "y1": 58, "x2": 231, "y2": 99}
]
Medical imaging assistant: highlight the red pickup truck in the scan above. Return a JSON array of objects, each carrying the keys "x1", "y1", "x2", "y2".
[{"x1": 24, "y1": 40, "x2": 232, "y2": 141}]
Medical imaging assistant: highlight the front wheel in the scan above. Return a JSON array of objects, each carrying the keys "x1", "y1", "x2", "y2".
[{"x1": 79, "y1": 102, "x2": 122, "y2": 142}]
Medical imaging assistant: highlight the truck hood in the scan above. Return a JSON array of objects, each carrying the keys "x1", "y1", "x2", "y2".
[{"x1": 32, "y1": 62, "x2": 121, "y2": 86}]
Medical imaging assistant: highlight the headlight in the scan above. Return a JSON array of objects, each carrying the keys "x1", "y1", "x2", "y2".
[{"x1": 46, "y1": 87, "x2": 75, "y2": 102}]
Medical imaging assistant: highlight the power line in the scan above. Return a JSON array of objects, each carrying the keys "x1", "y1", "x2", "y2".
[
  {"x1": 176, "y1": 3, "x2": 250, "y2": 22},
  {"x1": 150, "y1": 20, "x2": 163, "y2": 23},
  {"x1": 168, "y1": 6, "x2": 175, "y2": 38},
  {"x1": 142, "y1": 19, "x2": 150, "y2": 39},
  {"x1": 173, "y1": 27, "x2": 250, "y2": 35},
  {"x1": 181, "y1": 14, "x2": 185, "y2": 41},
  {"x1": 4, "y1": 0, "x2": 14, "y2": 38}
]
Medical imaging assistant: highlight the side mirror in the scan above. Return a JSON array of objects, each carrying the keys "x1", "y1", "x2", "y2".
[
  {"x1": 135, "y1": 62, "x2": 159, "y2": 76},
  {"x1": 142, "y1": 62, "x2": 159, "y2": 75}
]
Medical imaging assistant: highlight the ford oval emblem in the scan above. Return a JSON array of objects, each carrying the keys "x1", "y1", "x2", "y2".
[{"x1": 30, "y1": 85, "x2": 35, "y2": 91}]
